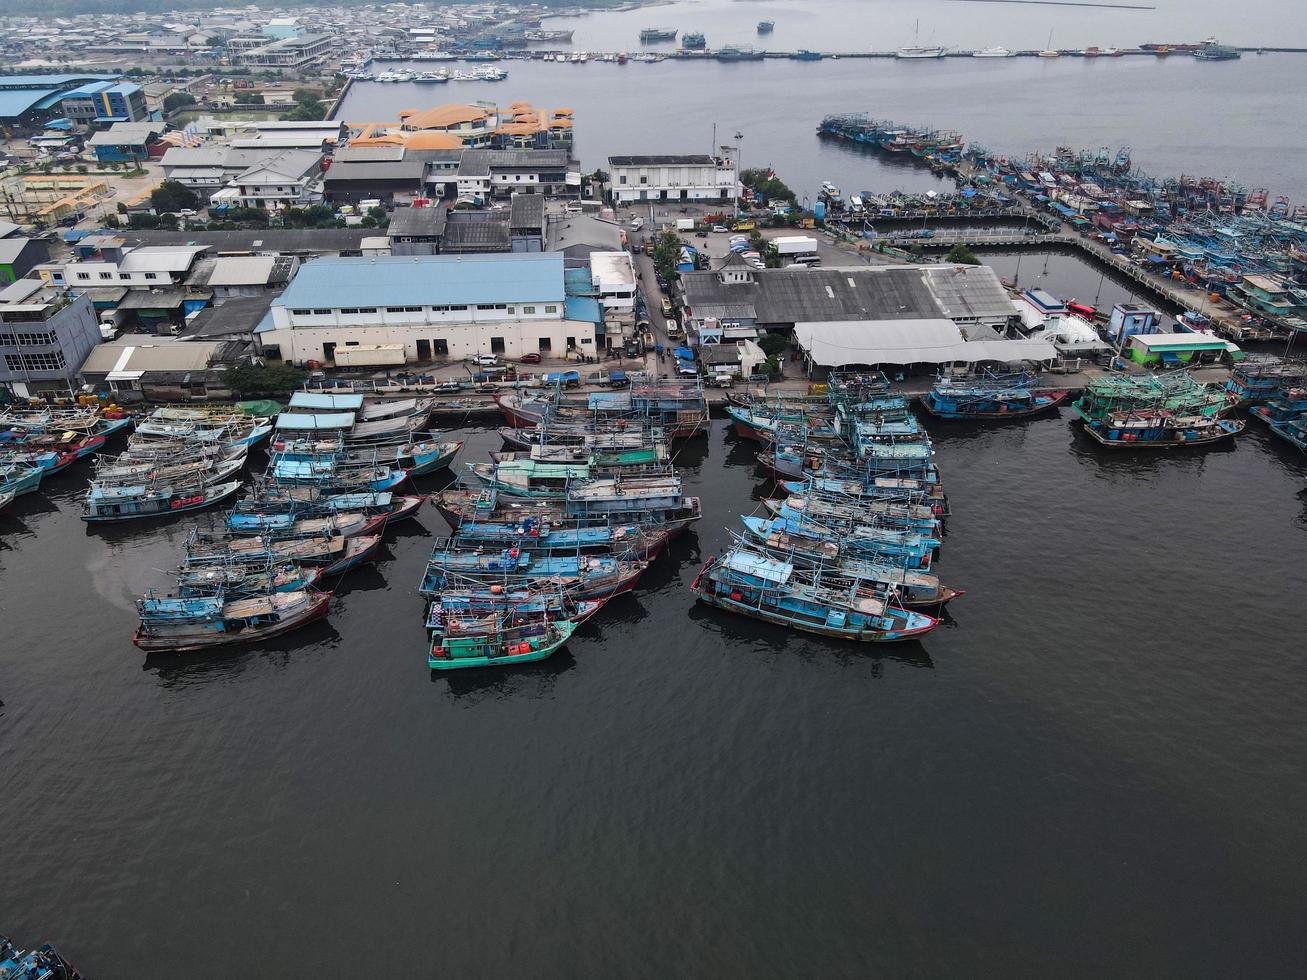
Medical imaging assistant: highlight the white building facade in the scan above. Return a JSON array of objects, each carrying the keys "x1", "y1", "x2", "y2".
[
  {"x1": 607, "y1": 154, "x2": 738, "y2": 205},
  {"x1": 256, "y1": 253, "x2": 598, "y2": 365}
]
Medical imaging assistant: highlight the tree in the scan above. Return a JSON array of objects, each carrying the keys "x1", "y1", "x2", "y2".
[
  {"x1": 367, "y1": 206, "x2": 388, "y2": 228},
  {"x1": 151, "y1": 180, "x2": 200, "y2": 214},
  {"x1": 163, "y1": 92, "x2": 197, "y2": 113},
  {"x1": 156, "y1": 213, "x2": 179, "y2": 230},
  {"x1": 652, "y1": 229, "x2": 682, "y2": 282},
  {"x1": 757, "y1": 332, "x2": 789, "y2": 358},
  {"x1": 739, "y1": 167, "x2": 797, "y2": 205},
  {"x1": 945, "y1": 243, "x2": 981, "y2": 265},
  {"x1": 225, "y1": 363, "x2": 308, "y2": 397},
  {"x1": 126, "y1": 212, "x2": 160, "y2": 229}
]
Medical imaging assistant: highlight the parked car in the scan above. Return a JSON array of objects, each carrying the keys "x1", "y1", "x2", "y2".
[
  {"x1": 660, "y1": 298, "x2": 674, "y2": 317},
  {"x1": 563, "y1": 202, "x2": 584, "y2": 213},
  {"x1": 519, "y1": 352, "x2": 542, "y2": 364},
  {"x1": 712, "y1": 225, "x2": 730, "y2": 233},
  {"x1": 471, "y1": 353, "x2": 500, "y2": 366},
  {"x1": 630, "y1": 217, "x2": 645, "y2": 231}
]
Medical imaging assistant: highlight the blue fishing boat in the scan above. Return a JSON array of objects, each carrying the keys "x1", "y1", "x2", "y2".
[
  {"x1": 0, "y1": 460, "x2": 45, "y2": 498},
  {"x1": 449, "y1": 517, "x2": 672, "y2": 558},
  {"x1": 921, "y1": 372, "x2": 1070, "y2": 420},
  {"x1": 430, "y1": 620, "x2": 577, "y2": 670},
  {"x1": 177, "y1": 560, "x2": 324, "y2": 596},
  {"x1": 81, "y1": 478, "x2": 241, "y2": 522},
  {"x1": 1269, "y1": 417, "x2": 1307, "y2": 453},
  {"x1": 743, "y1": 513, "x2": 938, "y2": 567},
  {"x1": 0, "y1": 934, "x2": 83, "y2": 979},
  {"x1": 1080, "y1": 411, "x2": 1244, "y2": 448},
  {"x1": 764, "y1": 491, "x2": 941, "y2": 532},
  {"x1": 691, "y1": 547, "x2": 938, "y2": 642},
  {"x1": 184, "y1": 529, "x2": 383, "y2": 577},
  {"x1": 421, "y1": 547, "x2": 647, "y2": 600},
  {"x1": 1224, "y1": 358, "x2": 1304, "y2": 405},
  {"x1": 266, "y1": 454, "x2": 408, "y2": 492},
  {"x1": 1249, "y1": 385, "x2": 1307, "y2": 425},
  {"x1": 132, "y1": 588, "x2": 332, "y2": 652},
  {"x1": 427, "y1": 588, "x2": 603, "y2": 638}
]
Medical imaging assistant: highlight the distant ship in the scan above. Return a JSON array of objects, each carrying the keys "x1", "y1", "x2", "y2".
[
  {"x1": 792, "y1": 49, "x2": 823, "y2": 61},
  {"x1": 897, "y1": 19, "x2": 946, "y2": 59},
  {"x1": 682, "y1": 32, "x2": 707, "y2": 50},
  {"x1": 896, "y1": 45, "x2": 946, "y2": 59},
  {"x1": 717, "y1": 45, "x2": 766, "y2": 62},
  {"x1": 1193, "y1": 37, "x2": 1242, "y2": 60},
  {"x1": 972, "y1": 46, "x2": 1012, "y2": 58},
  {"x1": 524, "y1": 29, "x2": 574, "y2": 43},
  {"x1": 639, "y1": 28, "x2": 678, "y2": 43},
  {"x1": 757, "y1": 21, "x2": 775, "y2": 34}
]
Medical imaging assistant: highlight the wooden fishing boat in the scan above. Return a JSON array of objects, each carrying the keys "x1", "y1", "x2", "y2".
[
  {"x1": 691, "y1": 549, "x2": 938, "y2": 642},
  {"x1": 81, "y1": 478, "x2": 240, "y2": 522},
  {"x1": 920, "y1": 372, "x2": 1069, "y2": 420},
  {"x1": 185, "y1": 531, "x2": 383, "y2": 576},
  {"x1": 421, "y1": 548, "x2": 647, "y2": 600},
  {"x1": 225, "y1": 509, "x2": 388, "y2": 539},
  {"x1": 449, "y1": 517, "x2": 673, "y2": 559},
  {"x1": 1080, "y1": 413, "x2": 1244, "y2": 448},
  {"x1": 177, "y1": 560, "x2": 324, "y2": 596},
  {"x1": 429, "y1": 620, "x2": 577, "y2": 670},
  {"x1": 132, "y1": 589, "x2": 332, "y2": 652}
]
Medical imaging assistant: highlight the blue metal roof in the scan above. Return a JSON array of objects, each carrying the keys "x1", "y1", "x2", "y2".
[
  {"x1": 0, "y1": 74, "x2": 116, "y2": 86},
  {"x1": 273, "y1": 254, "x2": 565, "y2": 311},
  {"x1": 275, "y1": 412, "x2": 356, "y2": 431},
  {"x1": 564, "y1": 294, "x2": 602, "y2": 324},
  {"x1": 59, "y1": 81, "x2": 113, "y2": 99},
  {"x1": 0, "y1": 88, "x2": 62, "y2": 119},
  {"x1": 289, "y1": 392, "x2": 364, "y2": 411}
]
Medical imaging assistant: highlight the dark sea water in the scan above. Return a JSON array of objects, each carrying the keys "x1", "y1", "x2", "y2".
[{"x1": 3, "y1": 412, "x2": 1307, "y2": 976}]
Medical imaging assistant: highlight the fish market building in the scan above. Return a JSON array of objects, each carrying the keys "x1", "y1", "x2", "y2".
[{"x1": 255, "y1": 253, "x2": 599, "y2": 366}]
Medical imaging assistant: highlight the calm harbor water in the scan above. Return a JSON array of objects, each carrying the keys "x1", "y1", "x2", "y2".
[
  {"x1": 3, "y1": 414, "x2": 1307, "y2": 975},
  {"x1": 545, "y1": 0, "x2": 1307, "y2": 53},
  {"x1": 339, "y1": 52, "x2": 1307, "y2": 205}
]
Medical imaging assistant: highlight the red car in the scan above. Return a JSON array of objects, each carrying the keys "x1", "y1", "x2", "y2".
[{"x1": 519, "y1": 353, "x2": 542, "y2": 364}]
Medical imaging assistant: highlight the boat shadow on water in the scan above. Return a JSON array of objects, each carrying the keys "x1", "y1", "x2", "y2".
[
  {"x1": 686, "y1": 603, "x2": 937, "y2": 671},
  {"x1": 430, "y1": 647, "x2": 577, "y2": 700},
  {"x1": 140, "y1": 619, "x2": 342, "y2": 686}
]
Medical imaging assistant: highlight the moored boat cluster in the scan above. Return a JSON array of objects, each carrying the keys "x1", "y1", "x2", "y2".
[
  {"x1": 698, "y1": 372, "x2": 960, "y2": 643},
  {"x1": 128, "y1": 392, "x2": 461, "y2": 653},
  {"x1": 422, "y1": 379, "x2": 708, "y2": 670},
  {"x1": 0, "y1": 404, "x2": 130, "y2": 512}
]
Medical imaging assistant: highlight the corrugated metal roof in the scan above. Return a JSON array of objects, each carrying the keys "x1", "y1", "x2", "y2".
[
  {"x1": 207, "y1": 255, "x2": 277, "y2": 286},
  {"x1": 795, "y1": 319, "x2": 1056, "y2": 366},
  {"x1": 923, "y1": 265, "x2": 1016, "y2": 319},
  {"x1": 289, "y1": 391, "x2": 365, "y2": 411},
  {"x1": 387, "y1": 206, "x2": 447, "y2": 239},
  {"x1": 272, "y1": 253, "x2": 564, "y2": 309},
  {"x1": 82, "y1": 341, "x2": 220, "y2": 374}
]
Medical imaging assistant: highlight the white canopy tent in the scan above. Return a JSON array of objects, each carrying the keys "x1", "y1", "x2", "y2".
[{"x1": 794, "y1": 319, "x2": 1058, "y2": 368}]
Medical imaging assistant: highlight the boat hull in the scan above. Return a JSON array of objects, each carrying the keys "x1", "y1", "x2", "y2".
[
  {"x1": 919, "y1": 390, "x2": 1070, "y2": 420},
  {"x1": 696, "y1": 590, "x2": 936, "y2": 642},
  {"x1": 132, "y1": 592, "x2": 332, "y2": 652}
]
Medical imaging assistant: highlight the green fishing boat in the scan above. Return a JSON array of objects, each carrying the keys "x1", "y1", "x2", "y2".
[{"x1": 428, "y1": 620, "x2": 577, "y2": 670}]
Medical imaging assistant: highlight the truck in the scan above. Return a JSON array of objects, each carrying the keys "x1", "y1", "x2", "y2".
[
  {"x1": 333, "y1": 344, "x2": 407, "y2": 368},
  {"x1": 675, "y1": 218, "x2": 695, "y2": 232},
  {"x1": 772, "y1": 235, "x2": 821, "y2": 256}
]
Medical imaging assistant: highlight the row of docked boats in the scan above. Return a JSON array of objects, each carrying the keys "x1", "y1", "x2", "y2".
[
  {"x1": 1070, "y1": 371, "x2": 1244, "y2": 448},
  {"x1": 419, "y1": 379, "x2": 709, "y2": 670},
  {"x1": 702, "y1": 372, "x2": 959, "y2": 643},
  {"x1": 0, "y1": 405, "x2": 130, "y2": 512},
  {"x1": 1225, "y1": 356, "x2": 1307, "y2": 452},
  {"x1": 129, "y1": 391, "x2": 462, "y2": 652}
]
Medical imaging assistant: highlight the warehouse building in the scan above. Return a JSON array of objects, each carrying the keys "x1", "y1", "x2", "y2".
[{"x1": 254, "y1": 252, "x2": 599, "y2": 366}]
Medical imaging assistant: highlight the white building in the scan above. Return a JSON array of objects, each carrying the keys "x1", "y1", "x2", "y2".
[
  {"x1": 255, "y1": 253, "x2": 599, "y2": 366},
  {"x1": 160, "y1": 145, "x2": 325, "y2": 205},
  {"x1": 607, "y1": 154, "x2": 738, "y2": 205},
  {"x1": 60, "y1": 242, "x2": 208, "y2": 290},
  {"x1": 588, "y1": 251, "x2": 637, "y2": 314}
]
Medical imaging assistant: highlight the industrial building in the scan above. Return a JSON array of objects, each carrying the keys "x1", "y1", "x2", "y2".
[
  {"x1": 0, "y1": 279, "x2": 101, "y2": 397},
  {"x1": 607, "y1": 154, "x2": 738, "y2": 205},
  {"x1": 679, "y1": 256, "x2": 1056, "y2": 369},
  {"x1": 254, "y1": 253, "x2": 600, "y2": 366}
]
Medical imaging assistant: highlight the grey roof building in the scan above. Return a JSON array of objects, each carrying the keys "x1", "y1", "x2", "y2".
[
  {"x1": 119, "y1": 229, "x2": 374, "y2": 257},
  {"x1": 0, "y1": 279, "x2": 102, "y2": 396}
]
